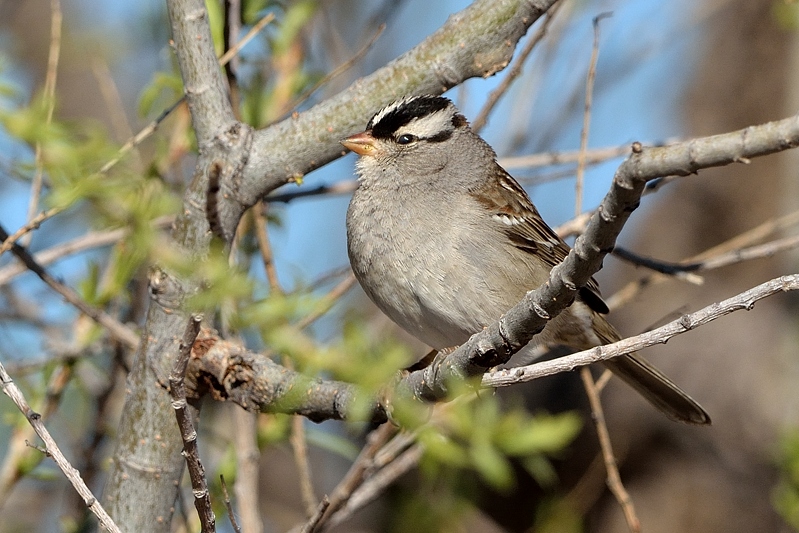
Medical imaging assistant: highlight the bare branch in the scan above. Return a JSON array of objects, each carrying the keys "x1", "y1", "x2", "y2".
[
  {"x1": 168, "y1": 315, "x2": 215, "y2": 532},
  {"x1": 219, "y1": 475, "x2": 242, "y2": 533},
  {"x1": 295, "y1": 273, "x2": 357, "y2": 330},
  {"x1": 24, "y1": 0, "x2": 62, "y2": 247},
  {"x1": 329, "y1": 444, "x2": 423, "y2": 528},
  {"x1": 580, "y1": 368, "x2": 640, "y2": 533},
  {"x1": 615, "y1": 233, "x2": 799, "y2": 276},
  {"x1": 483, "y1": 274, "x2": 799, "y2": 388},
  {"x1": 0, "y1": 207, "x2": 65, "y2": 258},
  {"x1": 575, "y1": 14, "x2": 610, "y2": 216},
  {"x1": 301, "y1": 423, "x2": 397, "y2": 533},
  {"x1": 472, "y1": 2, "x2": 561, "y2": 132},
  {"x1": 0, "y1": 361, "x2": 121, "y2": 533},
  {"x1": 500, "y1": 144, "x2": 633, "y2": 169},
  {"x1": 290, "y1": 415, "x2": 317, "y2": 518},
  {"x1": 0, "y1": 216, "x2": 174, "y2": 287},
  {"x1": 232, "y1": 410, "x2": 262, "y2": 533},
  {"x1": 606, "y1": 209, "x2": 799, "y2": 310},
  {"x1": 0, "y1": 223, "x2": 140, "y2": 349},
  {"x1": 253, "y1": 204, "x2": 284, "y2": 294}
]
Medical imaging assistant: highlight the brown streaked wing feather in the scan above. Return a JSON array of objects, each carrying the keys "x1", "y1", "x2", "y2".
[{"x1": 469, "y1": 166, "x2": 609, "y2": 314}]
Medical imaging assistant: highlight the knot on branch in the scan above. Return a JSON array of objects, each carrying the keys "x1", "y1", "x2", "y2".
[
  {"x1": 201, "y1": 122, "x2": 255, "y2": 243},
  {"x1": 148, "y1": 267, "x2": 187, "y2": 309}
]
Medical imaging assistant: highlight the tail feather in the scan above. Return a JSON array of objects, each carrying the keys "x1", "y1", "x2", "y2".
[
  {"x1": 591, "y1": 314, "x2": 711, "y2": 425},
  {"x1": 602, "y1": 354, "x2": 711, "y2": 425}
]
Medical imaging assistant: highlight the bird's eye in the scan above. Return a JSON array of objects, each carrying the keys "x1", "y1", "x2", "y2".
[{"x1": 396, "y1": 134, "x2": 416, "y2": 145}]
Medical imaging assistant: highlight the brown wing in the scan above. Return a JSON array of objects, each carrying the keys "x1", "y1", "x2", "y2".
[{"x1": 469, "y1": 166, "x2": 609, "y2": 314}]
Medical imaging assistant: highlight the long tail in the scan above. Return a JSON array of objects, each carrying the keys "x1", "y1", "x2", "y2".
[{"x1": 592, "y1": 315, "x2": 711, "y2": 425}]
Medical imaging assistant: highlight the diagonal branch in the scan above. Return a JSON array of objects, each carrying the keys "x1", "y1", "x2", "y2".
[
  {"x1": 397, "y1": 113, "x2": 799, "y2": 401},
  {"x1": 482, "y1": 274, "x2": 799, "y2": 388},
  {"x1": 0, "y1": 361, "x2": 121, "y2": 533}
]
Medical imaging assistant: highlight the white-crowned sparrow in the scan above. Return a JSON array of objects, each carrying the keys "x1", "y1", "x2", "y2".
[{"x1": 342, "y1": 95, "x2": 710, "y2": 425}]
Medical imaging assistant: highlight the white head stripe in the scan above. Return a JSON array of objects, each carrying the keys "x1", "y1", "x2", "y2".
[
  {"x1": 370, "y1": 95, "x2": 424, "y2": 126},
  {"x1": 395, "y1": 108, "x2": 453, "y2": 139}
]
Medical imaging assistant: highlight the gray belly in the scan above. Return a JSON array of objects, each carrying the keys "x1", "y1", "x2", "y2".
[{"x1": 346, "y1": 187, "x2": 584, "y2": 353}]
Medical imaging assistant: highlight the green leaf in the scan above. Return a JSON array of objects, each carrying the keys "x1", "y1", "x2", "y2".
[
  {"x1": 470, "y1": 438, "x2": 514, "y2": 490},
  {"x1": 137, "y1": 72, "x2": 183, "y2": 117},
  {"x1": 498, "y1": 411, "x2": 582, "y2": 456},
  {"x1": 272, "y1": 0, "x2": 317, "y2": 55},
  {"x1": 205, "y1": 0, "x2": 225, "y2": 56}
]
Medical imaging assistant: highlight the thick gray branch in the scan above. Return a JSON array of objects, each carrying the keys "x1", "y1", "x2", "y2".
[
  {"x1": 186, "y1": 338, "x2": 381, "y2": 423},
  {"x1": 166, "y1": 0, "x2": 235, "y2": 144},
  {"x1": 191, "y1": 272, "x2": 799, "y2": 422}
]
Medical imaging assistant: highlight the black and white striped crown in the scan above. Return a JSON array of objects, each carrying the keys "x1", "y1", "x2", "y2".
[{"x1": 367, "y1": 95, "x2": 467, "y2": 143}]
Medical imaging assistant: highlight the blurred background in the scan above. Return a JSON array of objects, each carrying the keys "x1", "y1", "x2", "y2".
[{"x1": 1, "y1": 0, "x2": 798, "y2": 531}]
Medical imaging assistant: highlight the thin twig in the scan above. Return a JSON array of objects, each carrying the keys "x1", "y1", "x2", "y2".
[
  {"x1": 0, "y1": 361, "x2": 121, "y2": 532},
  {"x1": 0, "y1": 361, "x2": 75, "y2": 508},
  {"x1": 575, "y1": 13, "x2": 610, "y2": 216},
  {"x1": 612, "y1": 246, "x2": 705, "y2": 284},
  {"x1": 0, "y1": 207, "x2": 65, "y2": 258},
  {"x1": 218, "y1": 12, "x2": 275, "y2": 67},
  {"x1": 0, "y1": 223, "x2": 140, "y2": 349},
  {"x1": 220, "y1": 475, "x2": 242, "y2": 533},
  {"x1": 277, "y1": 23, "x2": 386, "y2": 121},
  {"x1": 266, "y1": 180, "x2": 358, "y2": 204},
  {"x1": 499, "y1": 144, "x2": 633, "y2": 169},
  {"x1": 24, "y1": 0, "x2": 62, "y2": 247},
  {"x1": 698, "y1": 233, "x2": 799, "y2": 270},
  {"x1": 472, "y1": 2, "x2": 561, "y2": 132},
  {"x1": 223, "y1": 0, "x2": 242, "y2": 117},
  {"x1": 295, "y1": 273, "x2": 357, "y2": 330},
  {"x1": 290, "y1": 415, "x2": 318, "y2": 518},
  {"x1": 554, "y1": 211, "x2": 593, "y2": 239},
  {"x1": 168, "y1": 314, "x2": 215, "y2": 532},
  {"x1": 253, "y1": 203, "x2": 284, "y2": 294},
  {"x1": 90, "y1": 56, "x2": 145, "y2": 174},
  {"x1": 329, "y1": 444, "x2": 423, "y2": 528},
  {"x1": 299, "y1": 497, "x2": 329, "y2": 533},
  {"x1": 606, "y1": 209, "x2": 799, "y2": 310},
  {"x1": 615, "y1": 233, "x2": 799, "y2": 277},
  {"x1": 483, "y1": 274, "x2": 799, "y2": 388},
  {"x1": 0, "y1": 216, "x2": 174, "y2": 287},
  {"x1": 97, "y1": 12, "x2": 275, "y2": 176},
  {"x1": 580, "y1": 368, "x2": 640, "y2": 533},
  {"x1": 232, "y1": 409, "x2": 262, "y2": 533},
  {"x1": 301, "y1": 423, "x2": 396, "y2": 533}
]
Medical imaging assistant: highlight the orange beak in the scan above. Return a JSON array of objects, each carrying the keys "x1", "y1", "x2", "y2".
[{"x1": 341, "y1": 131, "x2": 378, "y2": 156}]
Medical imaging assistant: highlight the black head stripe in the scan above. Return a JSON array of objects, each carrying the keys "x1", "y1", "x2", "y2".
[{"x1": 368, "y1": 95, "x2": 453, "y2": 140}]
